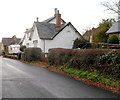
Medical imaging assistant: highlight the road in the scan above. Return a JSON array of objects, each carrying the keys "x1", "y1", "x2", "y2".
[{"x1": 1, "y1": 57, "x2": 120, "y2": 98}]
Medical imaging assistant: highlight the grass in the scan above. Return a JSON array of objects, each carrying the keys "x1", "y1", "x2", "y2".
[
  {"x1": 47, "y1": 65, "x2": 120, "y2": 90},
  {"x1": 4, "y1": 54, "x2": 18, "y2": 58}
]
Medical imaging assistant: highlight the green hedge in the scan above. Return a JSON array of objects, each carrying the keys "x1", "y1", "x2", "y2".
[
  {"x1": 48, "y1": 48, "x2": 120, "y2": 79},
  {"x1": 21, "y1": 47, "x2": 44, "y2": 62}
]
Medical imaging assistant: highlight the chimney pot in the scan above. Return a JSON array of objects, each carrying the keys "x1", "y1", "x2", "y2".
[
  {"x1": 54, "y1": 8, "x2": 57, "y2": 16},
  {"x1": 37, "y1": 17, "x2": 39, "y2": 22}
]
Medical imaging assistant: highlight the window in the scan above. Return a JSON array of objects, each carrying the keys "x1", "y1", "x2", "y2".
[
  {"x1": 33, "y1": 40, "x2": 38, "y2": 47},
  {"x1": 26, "y1": 43, "x2": 29, "y2": 47}
]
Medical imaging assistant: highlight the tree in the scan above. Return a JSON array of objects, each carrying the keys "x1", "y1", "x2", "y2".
[
  {"x1": 96, "y1": 19, "x2": 115, "y2": 43},
  {"x1": 20, "y1": 45, "x2": 26, "y2": 52},
  {"x1": 101, "y1": 0, "x2": 120, "y2": 14},
  {"x1": 107, "y1": 35, "x2": 119, "y2": 44}
]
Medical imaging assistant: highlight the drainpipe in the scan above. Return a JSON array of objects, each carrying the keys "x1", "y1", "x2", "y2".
[{"x1": 43, "y1": 40, "x2": 45, "y2": 53}]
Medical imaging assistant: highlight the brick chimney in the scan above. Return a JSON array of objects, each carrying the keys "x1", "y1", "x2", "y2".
[{"x1": 55, "y1": 8, "x2": 61, "y2": 28}]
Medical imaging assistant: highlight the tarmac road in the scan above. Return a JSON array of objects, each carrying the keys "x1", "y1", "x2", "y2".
[{"x1": 1, "y1": 57, "x2": 120, "y2": 98}]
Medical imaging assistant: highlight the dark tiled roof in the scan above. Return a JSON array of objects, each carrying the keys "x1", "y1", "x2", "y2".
[
  {"x1": 107, "y1": 20, "x2": 120, "y2": 34},
  {"x1": 2, "y1": 38, "x2": 21, "y2": 46},
  {"x1": 33, "y1": 22, "x2": 82, "y2": 40},
  {"x1": 35, "y1": 22, "x2": 56, "y2": 39}
]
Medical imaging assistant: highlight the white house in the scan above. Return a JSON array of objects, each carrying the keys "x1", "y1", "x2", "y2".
[{"x1": 22, "y1": 8, "x2": 84, "y2": 53}]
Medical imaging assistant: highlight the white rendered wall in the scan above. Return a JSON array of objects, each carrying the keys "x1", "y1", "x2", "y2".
[
  {"x1": 30, "y1": 26, "x2": 44, "y2": 51},
  {"x1": 44, "y1": 24, "x2": 81, "y2": 52},
  {"x1": 22, "y1": 33, "x2": 31, "y2": 47}
]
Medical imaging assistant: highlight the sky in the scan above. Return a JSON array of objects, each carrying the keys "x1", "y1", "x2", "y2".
[{"x1": 0, "y1": 0, "x2": 117, "y2": 41}]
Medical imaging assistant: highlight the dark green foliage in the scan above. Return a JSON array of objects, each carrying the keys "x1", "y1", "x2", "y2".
[
  {"x1": 98, "y1": 51, "x2": 119, "y2": 65},
  {"x1": 17, "y1": 53, "x2": 21, "y2": 60},
  {"x1": 97, "y1": 51, "x2": 120, "y2": 79},
  {"x1": 20, "y1": 45, "x2": 26, "y2": 52},
  {"x1": 96, "y1": 19, "x2": 115, "y2": 43},
  {"x1": 73, "y1": 38, "x2": 90, "y2": 49},
  {"x1": 21, "y1": 47, "x2": 44, "y2": 62},
  {"x1": 107, "y1": 35, "x2": 119, "y2": 44}
]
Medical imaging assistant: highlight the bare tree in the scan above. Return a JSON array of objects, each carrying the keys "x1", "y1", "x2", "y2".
[{"x1": 101, "y1": 0, "x2": 120, "y2": 14}]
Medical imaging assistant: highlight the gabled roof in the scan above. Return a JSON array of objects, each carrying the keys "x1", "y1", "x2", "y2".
[
  {"x1": 42, "y1": 16, "x2": 66, "y2": 24},
  {"x1": 2, "y1": 38, "x2": 21, "y2": 46},
  {"x1": 32, "y1": 22, "x2": 82, "y2": 40},
  {"x1": 106, "y1": 20, "x2": 120, "y2": 34}
]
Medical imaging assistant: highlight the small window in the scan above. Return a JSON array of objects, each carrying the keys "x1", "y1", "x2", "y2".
[
  {"x1": 67, "y1": 30, "x2": 70, "y2": 32},
  {"x1": 33, "y1": 40, "x2": 38, "y2": 47}
]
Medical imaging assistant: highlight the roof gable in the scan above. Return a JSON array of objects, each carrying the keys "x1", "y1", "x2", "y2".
[
  {"x1": 51, "y1": 22, "x2": 83, "y2": 39},
  {"x1": 34, "y1": 22, "x2": 82, "y2": 40}
]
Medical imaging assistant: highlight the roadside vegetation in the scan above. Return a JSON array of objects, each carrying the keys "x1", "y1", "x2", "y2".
[{"x1": 3, "y1": 47, "x2": 120, "y2": 94}]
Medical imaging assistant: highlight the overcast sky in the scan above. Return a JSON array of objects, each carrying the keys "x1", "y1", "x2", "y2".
[{"x1": 0, "y1": 0, "x2": 116, "y2": 41}]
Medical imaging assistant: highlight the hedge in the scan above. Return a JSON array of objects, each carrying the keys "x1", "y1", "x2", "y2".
[
  {"x1": 48, "y1": 48, "x2": 120, "y2": 79},
  {"x1": 21, "y1": 47, "x2": 44, "y2": 62}
]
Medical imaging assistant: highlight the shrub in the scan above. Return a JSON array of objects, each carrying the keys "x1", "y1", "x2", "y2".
[
  {"x1": 107, "y1": 35, "x2": 119, "y2": 44},
  {"x1": 21, "y1": 47, "x2": 44, "y2": 62},
  {"x1": 96, "y1": 50, "x2": 120, "y2": 79},
  {"x1": 73, "y1": 38, "x2": 90, "y2": 49},
  {"x1": 98, "y1": 51, "x2": 119, "y2": 65},
  {"x1": 20, "y1": 45, "x2": 26, "y2": 52},
  {"x1": 17, "y1": 53, "x2": 22, "y2": 60}
]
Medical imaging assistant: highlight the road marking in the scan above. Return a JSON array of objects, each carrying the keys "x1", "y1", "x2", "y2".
[{"x1": 5, "y1": 63, "x2": 27, "y2": 75}]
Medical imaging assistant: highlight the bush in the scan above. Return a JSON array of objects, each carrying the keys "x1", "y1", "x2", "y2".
[
  {"x1": 96, "y1": 50, "x2": 120, "y2": 79},
  {"x1": 17, "y1": 53, "x2": 22, "y2": 60},
  {"x1": 21, "y1": 47, "x2": 44, "y2": 62},
  {"x1": 107, "y1": 35, "x2": 119, "y2": 44}
]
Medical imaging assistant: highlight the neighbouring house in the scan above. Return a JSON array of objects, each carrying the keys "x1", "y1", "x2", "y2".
[
  {"x1": 0, "y1": 42, "x2": 4, "y2": 54},
  {"x1": 106, "y1": 20, "x2": 120, "y2": 41},
  {"x1": 83, "y1": 27, "x2": 99, "y2": 43},
  {"x1": 2, "y1": 35, "x2": 21, "y2": 54},
  {"x1": 21, "y1": 8, "x2": 84, "y2": 53}
]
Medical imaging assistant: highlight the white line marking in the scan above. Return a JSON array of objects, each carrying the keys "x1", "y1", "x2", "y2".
[{"x1": 6, "y1": 63, "x2": 27, "y2": 75}]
